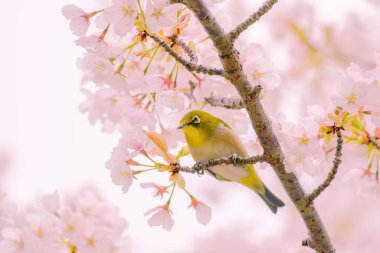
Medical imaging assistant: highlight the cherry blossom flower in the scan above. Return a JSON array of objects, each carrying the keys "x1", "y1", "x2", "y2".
[
  {"x1": 169, "y1": 172, "x2": 186, "y2": 189},
  {"x1": 156, "y1": 90, "x2": 190, "y2": 112},
  {"x1": 121, "y1": 58, "x2": 151, "y2": 94},
  {"x1": 306, "y1": 104, "x2": 330, "y2": 129},
  {"x1": 144, "y1": 203, "x2": 174, "y2": 231},
  {"x1": 105, "y1": 136, "x2": 151, "y2": 195},
  {"x1": 106, "y1": 140, "x2": 137, "y2": 193},
  {"x1": 62, "y1": 4, "x2": 96, "y2": 36},
  {"x1": 0, "y1": 228, "x2": 26, "y2": 252},
  {"x1": 242, "y1": 43, "x2": 281, "y2": 90},
  {"x1": 76, "y1": 225, "x2": 110, "y2": 253},
  {"x1": 103, "y1": 0, "x2": 137, "y2": 36},
  {"x1": 145, "y1": 0, "x2": 178, "y2": 33},
  {"x1": 119, "y1": 109, "x2": 156, "y2": 137},
  {"x1": 23, "y1": 213, "x2": 62, "y2": 252},
  {"x1": 188, "y1": 196, "x2": 212, "y2": 225},
  {"x1": 79, "y1": 88, "x2": 135, "y2": 133},
  {"x1": 140, "y1": 183, "x2": 169, "y2": 199},
  {"x1": 59, "y1": 208, "x2": 84, "y2": 242},
  {"x1": 0, "y1": 189, "x2": 130, "y2": 253},
  {"x1": 281, "y1": 123, "x2": 325, "y2": 176},
  {"x1": 343, "y1": 168, "x2": 380, "y2": 197},
  {"x1": 331, "y1": 77, "x2": 369, "y2": 114},
  {"x1": 75, "y1": 35, "x2": 123, "y2": 59},
  {"x1": 78, "y1": 53, "x2": 115, "y2": 86},
  {"x1": 78, "y1": 53, "x2": 128, "y2": 93}
]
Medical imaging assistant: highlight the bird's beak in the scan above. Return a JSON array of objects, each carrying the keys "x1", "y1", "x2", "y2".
[{"x1": 177, "y1": 123, "x2": 189, "y2": 129}]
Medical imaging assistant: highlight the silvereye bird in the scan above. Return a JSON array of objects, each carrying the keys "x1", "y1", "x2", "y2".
[{"x1": 178, "y1": 110, "x2": 284, "y2": 213}]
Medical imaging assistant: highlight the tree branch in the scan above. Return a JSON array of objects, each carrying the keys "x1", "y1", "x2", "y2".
[
  {"x1": 146, "y1": 33, "x2": 224, "y2": 76},
  {"x1": 228, "y1": 0, "x2": 278, "y2": 42},
  {"x1": 205, "y1": 85, "x2": 262, "y2": 109},
  {"x1": 303, "y1": 128, "x2": 343, "y2": 207},
  {"x1": 204, "y1": 96, "x2": 244, "y2": 109},
  {"x1": 173, "y1": 37, "x2": 198, "y2": 64},
  {"x1": 170, "y1": 0, "x2": 187, "y2": 4},
  {"x1": 182, "y1": 0, "x2": 336, "y2": 252},
  {"x1": 368, "y1": 136, "x2": 380, "y2": 150},
  {"x1": 173, "y1": 154, "x2": 267, "y2": 175}
]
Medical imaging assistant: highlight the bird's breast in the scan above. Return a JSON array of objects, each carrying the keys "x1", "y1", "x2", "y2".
[{"x1": 189, "y1": 125, "x2": 249, "y2": 181}]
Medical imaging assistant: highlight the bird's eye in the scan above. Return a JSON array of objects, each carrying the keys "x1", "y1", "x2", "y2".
[{"x1": 192, "y1": 115, "x2": 200, "y2": 125}]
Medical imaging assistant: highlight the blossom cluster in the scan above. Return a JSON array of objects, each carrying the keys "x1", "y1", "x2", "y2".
[
  {"x1": 62, "y1": 0, "x2": 274, "y2": 229},
  {"x1": 105, "y1": 130, "x2": 211, "y2": 230},
  {"x1": 63, "y1": 0, "x2": 380, "y2": 231},
  {"x1": 261, "y1": 0, "x2": 380, "y2": 194},
  {"x1": 0, "y1": 188, "x2": 130, "y2": 253}
]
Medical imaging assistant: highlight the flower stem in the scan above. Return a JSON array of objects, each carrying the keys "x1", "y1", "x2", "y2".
[{"x1": 167, "y1": 183, "x2": 176, "y2": 206}]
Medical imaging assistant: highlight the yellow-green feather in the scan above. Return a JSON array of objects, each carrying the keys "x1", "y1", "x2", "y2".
[
  {"x1": 240, "y1": 165, "x2": 265, "y2": 195},
  {"x1": 181, "y1": 110, "x2": 230, "y2": 147},
  {"x1": 241, "y1": 165, "x2": 285, "y2": 213}
]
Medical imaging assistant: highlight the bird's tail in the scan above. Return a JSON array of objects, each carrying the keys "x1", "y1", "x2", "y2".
[
  {"x1": 241, "y1": 166, "x2": 285, "y2": 214},
  {"x1": 258, "y1": 184, "x2": 285, "y2": 214}
]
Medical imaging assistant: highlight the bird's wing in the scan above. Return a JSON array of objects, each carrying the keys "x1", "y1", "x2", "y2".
[
  {"x1": 210, "y1": 123, "x2": 249, "y2": 157},
  {"x1": 188, "y1": 123, "x2": 249, "y2": 163}
]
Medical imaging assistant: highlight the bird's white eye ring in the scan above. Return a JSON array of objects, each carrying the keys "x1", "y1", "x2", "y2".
[{"x1": 192, "y1": 115, "x2": 200, "y2": 124}]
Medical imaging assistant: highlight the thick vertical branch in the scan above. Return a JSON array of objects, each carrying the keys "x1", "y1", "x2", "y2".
[{"x1": 173, "y1": 0, "x2": 336, "y2": 252}]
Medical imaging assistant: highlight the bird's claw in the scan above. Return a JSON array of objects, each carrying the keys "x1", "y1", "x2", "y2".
[
  {"x1": 230, "y1": 153, "x2": 238, "y2": 166},
  {"x1": 193, "y1": 163, "x2": 205, "y2": 176},
  {"x1": 196, "y1": 169, "x2": 205, "y2": 176}
]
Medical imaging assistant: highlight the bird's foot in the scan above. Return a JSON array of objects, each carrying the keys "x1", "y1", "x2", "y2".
[
  {"x1": 193, "y1": 163, "x2": 205, "y2": 176},
  {"x1": 230, "y1": 153, "x2": 238, "y2": 166}
]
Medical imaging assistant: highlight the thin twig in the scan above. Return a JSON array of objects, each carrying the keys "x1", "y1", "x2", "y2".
[
  {"x1": 184, "y1": 80, "x2": 197, "y2": 101},
  {"x1": 228, "y1": 0, "x2": 278, "y2": 42},
  {"x1": 204, "y1": 96, "x2": 244, "y2": 109},
  {"x1": 368, "y1": 136, "x2": 380, "y2": 150},
  {"x1": 146, "y1": 33, "x2": 224, "y2": 76},
  {"x1": 174, "y1": 38, "x2": 198, "y2": 63},
  {"x1": 173, "y1": 154, "x2": 267, "y2": 175},
  {"x1": 205, "y1": 85, "x2": 262, "y2": 109},
  {"x1": 303, "y1": 128, "x2": 343, "y2": 206},
  {"x1": 170, "y1": 0, "x2": 187, "y2": 3}
]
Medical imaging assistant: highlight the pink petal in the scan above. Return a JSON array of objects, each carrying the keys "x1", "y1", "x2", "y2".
[
  {"x1": 145, "y1": 207, "x2": 174, "y2": 231},
  {"x1": 70, "y1": 18, "x2": 90, "y2": 36},
  {"x1": 62, "y1": 4, "x2": 85, "y2": 19},
  {"x1": 144, "y1": 206, "x2": 160, "y2": 216},
  {"x1": 195, "y1": 202, "x2": 212, "y2": 225}
]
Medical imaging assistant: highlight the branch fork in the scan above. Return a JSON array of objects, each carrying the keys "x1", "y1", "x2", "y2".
[{"x1": 145, "y1": 32, "x2": 224, "y2": 76}]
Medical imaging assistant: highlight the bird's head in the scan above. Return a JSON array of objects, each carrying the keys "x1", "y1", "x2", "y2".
[{"x1": 178, "y1": 110, "x2": 230, "y2": 147}]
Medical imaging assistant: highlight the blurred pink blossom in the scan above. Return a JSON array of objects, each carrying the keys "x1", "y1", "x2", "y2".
[
  {"x1": 188, "y1": 196, "x2": 212, "y2": 225},
  {"x1": 145, "y1": 0, "x2": 178, "y2": 34},
  {"x1": 140, "y1": 183, "x2": 169, "y2": 199},
  {"x1": 103, "y1": 0, "x2": 137, "y2": 36},
  {"x1": 105, "y1": 138, "x2": 140, "y2": 193},
  {"x1": 144, "y1": 203, "x2": 174, "y2": 231},
  {"x1": 242, "y1": 43, "x2": 281, "y2": 90},
  {"x1": 0, "y1": 188, "x2": 130, "y2": 253},
  {"x1": 331, "y1": 76, "x2": 369, "y2": 114},
  {"x1": 62, "y1": 4, "x2": 92, "y2": 36}
]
